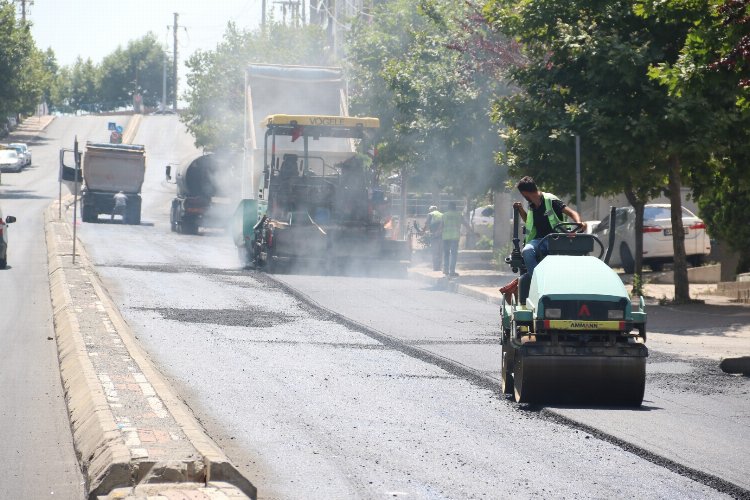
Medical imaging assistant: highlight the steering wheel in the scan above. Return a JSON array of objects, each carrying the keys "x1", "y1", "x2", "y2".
[
  {"x1": 553, "y1": 221, "x2": 584, "y2": 234},
  {"x1": 542, "y1": 223, "x2": 605, "y2": 259}
]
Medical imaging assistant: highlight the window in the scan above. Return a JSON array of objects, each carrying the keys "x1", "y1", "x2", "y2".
[
  {"x1": 614, "y1": 208, "x2": 629, "y2": 227},
  {"x1": 644, "y1": 206, "x2": 672, "y2": 220},
  {"x1": 594, "y1": 215, "x2": 610, "y2": 233}
]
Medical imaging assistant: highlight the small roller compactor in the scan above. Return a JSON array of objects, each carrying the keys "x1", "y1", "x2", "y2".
[{"x1": 500, "y1": 206, "x2": 648, "y2": 406}]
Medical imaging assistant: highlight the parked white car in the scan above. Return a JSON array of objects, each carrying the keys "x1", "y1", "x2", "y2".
[
  {"x1": 592, "y1": 204, "x2": 711, "y2": 273},
  {"x1": 470, "y1": 205, "x2": 494, "y2": 237},
  {"x1": 9, "y1": 142, "x2": 31, "y2": 166},
  {"x1": 0, "y1": 149, "x2": 23, "y2": 173}
]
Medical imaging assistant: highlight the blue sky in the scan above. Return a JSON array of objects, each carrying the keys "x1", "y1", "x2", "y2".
[{"x1": 30, "y1": 0, "x2": 263, "y2": 67}]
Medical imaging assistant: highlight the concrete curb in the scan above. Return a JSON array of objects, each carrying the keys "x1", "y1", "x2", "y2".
[
  {"x1": 86, "y1": 255, "x2": 256, "y2": 494},
  {"x1": 408, "y1": 268, "x2": 503, "y2": 305},
  {"x1": 122, "y1": 114, "x2": 142, "y2": 144},
  {"x1": 45, "y1": 200, "x2": 256, "y2": 499},
  {"x1": 46, "y1": 204, "x2": 133, "y2": 495}
]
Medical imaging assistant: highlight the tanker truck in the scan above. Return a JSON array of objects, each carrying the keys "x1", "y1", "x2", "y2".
[
  {"x1": 232, "y1": 64, "x2": 410, "y2": 272},
  {"x1": 169, "y1": 152, "x2": 240, "y2": 234},
  {"x1": 79, "y1": 142, "x2": 146, "y2": 224}
]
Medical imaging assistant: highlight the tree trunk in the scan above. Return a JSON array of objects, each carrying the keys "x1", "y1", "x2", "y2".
[
  {"x1": 668, "y1": 157, "x2": 691, "y2": 303},
  {"x1": 624, "y1": 187, "x2": 646, "y2": 287},
  {"x1": 465, "y1": 196, "x2": 476, "y2": 249},
  {"x1": 400, "y1": 168, "x2": 408, "y2": 240}
]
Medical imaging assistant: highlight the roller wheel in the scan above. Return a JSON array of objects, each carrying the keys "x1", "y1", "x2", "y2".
[
  {"x1": 501, "y1": 344, "x2": 515, "y2": 396},
  {"x1": 513, "y1": 354, "x2": 531, "y2": 403},
  {"x1": 615, "y1": 366, "x2": 646, "y2": 408},
  {"x1": 620, "y1": 243, "x2": 635, "y2": 274}
]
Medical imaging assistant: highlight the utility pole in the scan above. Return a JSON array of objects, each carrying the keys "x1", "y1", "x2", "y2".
[
  {"x1": 262, "y1": 0, "x2": 267, "y2": 31},
  {"x1": 162, "y1": 47, "x2": 167, "y2": 111},
  {"x1": 15, "y1": 0, "x2": 29, "y2": 23},
  {"x1": 327, "y1": 0, "x2": 335, "y2": 54},
  {"x1": 173, "y1": 12, "x2": 179, "y2": 111}
]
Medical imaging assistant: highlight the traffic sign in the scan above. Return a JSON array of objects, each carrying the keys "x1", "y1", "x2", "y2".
[{"x1": 108, "y1": 122, "x2": 116, "y2": 131}]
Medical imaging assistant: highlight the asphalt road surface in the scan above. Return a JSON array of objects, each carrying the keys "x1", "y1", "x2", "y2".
[
  {"x1": 0, "y1": 116, "x2": 124, "y2": 498},
  {"x1": 275, "y1": 273, "x2": 750, "y2": 492},
  {"x1": 4, "y1": 113, "x2": 747, "y2": 499},
  {"x1": 37, "y1": 114, "x2": 743, "y2": 499}
]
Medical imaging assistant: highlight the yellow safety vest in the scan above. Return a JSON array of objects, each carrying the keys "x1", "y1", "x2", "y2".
[
  {"x1": 442, "y1": 210, "x2": 461, "y2": 240},
  {"x1": 524, "y1": 192, "x2": 566, "y2": 244}
]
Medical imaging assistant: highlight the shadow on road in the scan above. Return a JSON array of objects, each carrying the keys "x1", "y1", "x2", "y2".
[{"x1": 0, "y1": 188, "x2": 50, "y2": 200}]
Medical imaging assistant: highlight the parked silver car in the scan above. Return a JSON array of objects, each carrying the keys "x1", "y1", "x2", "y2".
[
  {"x1": 593, "y1": 204, "x2": 711, "y2": 273},
  {"x1": 0, "y1": 206, "x2": 17, "y2": 268},
  {"x1": 0, "y1": 149, "x2": 23, "y2": 173},
  {"x1": 9, "y1": 142, "x2": 31, "y2": 166}
]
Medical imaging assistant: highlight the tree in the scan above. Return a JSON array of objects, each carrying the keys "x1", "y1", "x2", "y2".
[
  {"x1": 99, "y1": 33, "x2": 173, "y2": 111},
  {"x1": 0, "y1": 1, "x2": 38, "y2": 118},
  {"x1": 38, "y1": 48, "x2": 61, "y2": 110},
  {"x1": 347, "y1": 0, "x2": 506, "y2": 212},
  {"x1": 638, "y1": 0, "x2": 750, "y2": 274},
  {"x1": 68, "y1": 57, "x2": 99, "y2": 113},
  {"x1": 181, "y1": 22, "x2": 328, "y2": 151},
  {"x1": 483, "y1": 0, "x2": 721, "y2": 301}
]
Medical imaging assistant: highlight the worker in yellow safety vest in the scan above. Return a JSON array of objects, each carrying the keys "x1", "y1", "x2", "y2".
[
  {"x1": 513, "y1": 176, "x2": 586, "y2": 279},
  {"x1": 442, "y1": 201, "x2": 471, "y2": 277},
  {"x1": 425, "y1": 205, "x2": 443, "y2": 271}
]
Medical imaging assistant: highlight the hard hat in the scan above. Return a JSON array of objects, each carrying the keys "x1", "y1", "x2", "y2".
[{"x1": 428, "y1": 205, "x2": 437, "y2": 211}]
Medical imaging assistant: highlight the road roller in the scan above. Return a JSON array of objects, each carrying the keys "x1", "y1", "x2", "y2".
[{"x1": 500, "y1": 207, "x2": 648, "y2": 406}]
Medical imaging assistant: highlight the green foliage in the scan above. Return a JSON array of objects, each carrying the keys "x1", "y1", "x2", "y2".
[
  {"x1": 638, "y1": 0, "x2": 750, "y2": 107},
  {"x1": 637, "y1": 0, "x2": 750, "y2": 271},
  {"x1": 67, "y1": 57, "x2": 99, "y2": 113},
  {"x1": 347, "y1": 0, "x2": 507, "y2": 200},
  {"x1": 632, "y1": 273, "x2": 643, "y2": 297},
  {"x1": 98, "y1": 33, "x2": 173, "y2": 111},
  {"x1": 181, "y1": 22, "x2": 328, "y2": 151},
  {"x1": 689, "y1": 109, "x2": 750, "y2": 272},
  {"x1": 475, "y1": 234, "x2": 493, "y2": 249},
  {"x1": 0, "y1": 1, "x2": 48, "y2": 118},
  {"x1": 485, "y1": 0, "x2": 698, "y2": 202}
]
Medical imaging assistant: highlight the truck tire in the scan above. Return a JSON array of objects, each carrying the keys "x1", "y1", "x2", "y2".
[
  {"x1": 181, "y1": 218, "x2": 199, "y2": 235},
  {"x1": 128, "y1": 206, "x2": 141, "y2": 225},
  {"x1": 81, "y1": 204, "x2": 96, "y2": 223},
  {"x1": 620, "y1": 243, "x2": 635, "y2": 274},
  {"x1": 128, "y1": 197, "x2": 142, "y2": 225},
  {"x1": 170, "y1": 201, "x2": 179, "y2": 232}
]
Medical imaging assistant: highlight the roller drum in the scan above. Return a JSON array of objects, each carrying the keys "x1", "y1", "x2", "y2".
[{"x1": 512, "y1": 346, "x2": 646, "y2": 406}]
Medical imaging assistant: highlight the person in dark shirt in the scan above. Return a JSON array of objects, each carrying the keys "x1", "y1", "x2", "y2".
[{"x1": 513, "y1": 176, "x2": 585, "y2": 280}]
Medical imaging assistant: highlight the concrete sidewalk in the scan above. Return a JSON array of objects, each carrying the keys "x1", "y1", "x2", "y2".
[{"x1": 13, "y1": 114, "x2": 55, "y2": 135}]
